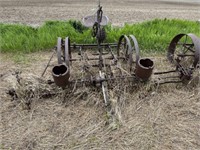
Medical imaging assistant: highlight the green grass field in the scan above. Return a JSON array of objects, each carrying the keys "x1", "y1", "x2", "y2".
[{"x1": 0, "y1": 19, "x2": 200, "y2": 53}]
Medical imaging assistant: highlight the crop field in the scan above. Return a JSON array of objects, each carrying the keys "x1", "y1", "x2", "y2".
[{"x1": 0, "y1": 0, "x2": 200, "y2": 150}]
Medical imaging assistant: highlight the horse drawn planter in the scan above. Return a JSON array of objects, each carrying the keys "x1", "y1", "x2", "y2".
[{"x1": 43, "y1": 3, "x2": 200, "y2": 106}]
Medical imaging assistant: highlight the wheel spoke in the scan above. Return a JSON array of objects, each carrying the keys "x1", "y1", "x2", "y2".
[
  {"x1": 183, "y1": 44, "x2": 195, "y2": 53},
  {"x1": 177, "y1": 54, "x2": 195, "y2": 57},
  {"x1": 167, "y1": 33, "x2": 200, "y2": 69},
  {"x1": 117, "y1": 35, "x2": 132, "y2": 73},
  {"x1": 181, "y1": 35, "x2": 188, "y2": 54}
]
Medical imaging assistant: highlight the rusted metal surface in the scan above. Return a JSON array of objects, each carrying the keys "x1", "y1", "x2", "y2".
[
  {"x1": 39, "y1": 1, "x2": 200, "y2": 126},
  {"x1": 42, "y1": 0, "x2": 200, "y2": 107},
  {"x1": 82, "y1": 15, "x2": 109, "y2": 27},
  {"x1": 117, "y1": 35, "x2": 132, "y2": 61},
  {"x1": 41, "y1": 51, "x2": 55, "y2": 77},
  {"x1": 191, "y1": 34, "x2": 200, "y2": 68},
  {"x1": 52, "y1": 33, "x2": 141, "y2": 88},
  {"x1": 56, "y1": 37, "x2": 72, "y2": 66},
  {"x1": 166, "y1": 33, "x2": 200, "y2": 83},
  {"x1": 135, "y1": 58, "x2": 154, "y2": 80},
  {"x1": 64, "y1": 37, "x2": 71, "y2": 66},
  {"x1": 57, "y1": 37, "x2": 62, "y2": 64},
  {"x1": 167, "y1": 33, "x2": 200, "y2": 68},
  {"x1": 52, "y1": 64, "x2": 70, "y2": 88},
  {"x1": 129, "y1": 35, "x2": 140, "y2": 63},
  {"x1": 144, "y1": 33, "x2": 200, "y2": 85},
  {"x1": 50, "y1": 33, "x2": 200, "y2": 88}
]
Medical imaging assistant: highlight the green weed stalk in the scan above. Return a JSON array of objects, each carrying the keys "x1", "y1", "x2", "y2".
[{"x1": 0, "y1": 19, "x2": 199, "y2": 53}]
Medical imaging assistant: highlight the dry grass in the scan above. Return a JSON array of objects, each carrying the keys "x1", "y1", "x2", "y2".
[{"x1": 0, "y1": 52, "x2": 200, "y2": 150}]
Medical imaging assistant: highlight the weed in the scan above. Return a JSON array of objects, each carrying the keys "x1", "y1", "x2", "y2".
[{"x1": 0, "y1": 19, "x2": 199, "y2": 53}]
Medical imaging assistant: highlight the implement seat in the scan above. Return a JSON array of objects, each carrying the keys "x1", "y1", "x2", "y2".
[{"x1": 82, "y1": 15, "x2": 109, "y2": 27}]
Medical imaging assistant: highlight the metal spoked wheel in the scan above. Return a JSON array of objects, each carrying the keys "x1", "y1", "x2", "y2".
[
  {"x1": 64, "y1": 37, "x2": 71, "y2": 67},
  {"x1": 167, "y1": 33, "x2": 200, "y2": 69},
  {"x1": 129, "y1": 34, "x2": 140, "y2": 66},
  {"x1": 57, "y1": 37, "x2": 72, "y2": 66},
  {"x1": 117, "y1": 35, "x2": 132, "y2": 73},
  {"x1": 57, "y1": 37, "x2": 63, "y2": 64}
]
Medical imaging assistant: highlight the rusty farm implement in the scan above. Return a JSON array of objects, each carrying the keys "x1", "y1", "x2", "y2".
[{"x1": 42, "y1": 3, "x2": 200, "y2": 106}]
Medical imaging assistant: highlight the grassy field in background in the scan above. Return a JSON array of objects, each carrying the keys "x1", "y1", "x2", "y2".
[{"x1": 0, "y1": 19, "x2": 200, "y2": 53}]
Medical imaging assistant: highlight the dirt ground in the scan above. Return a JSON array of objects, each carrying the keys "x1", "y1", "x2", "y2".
[
  {"x1": 1, "y1": 0, "x2": 200, "y2": 150},
  {"x1": 1, "y1": 51, "x2": 200, "y2": 150},
  {"x1": 0, "y1": 0, "x2": 200, "y2": 26}
]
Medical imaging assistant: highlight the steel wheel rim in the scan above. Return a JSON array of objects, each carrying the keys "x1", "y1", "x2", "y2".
[
  {"x1": 64, "y1": 37, "x2": 71, "y2": 67},
  {"x1": 117, "y1": 35, "x2": 132, "y2": 61},
  {"x1": 57, "y1": 37, "x2": 62, "y2": 64},
  {"x1": 167, "y1": 33, "x2": 200, "y2": 69},
  {"x1": 129, "y1": 34, "x2": 140, "y2": 64}
]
